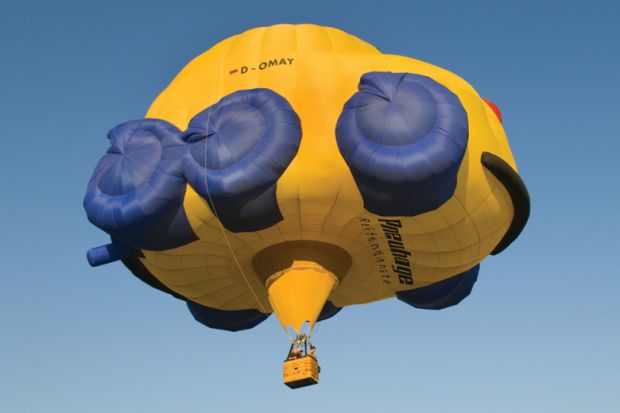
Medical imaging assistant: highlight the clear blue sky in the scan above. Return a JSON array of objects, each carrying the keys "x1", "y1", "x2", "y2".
[{"x1": 1, "y1": 0, "x2": 618, "y2": 412}]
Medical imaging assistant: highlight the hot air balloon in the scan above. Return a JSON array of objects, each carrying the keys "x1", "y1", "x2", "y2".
[{"x1": 84, "y1": 24, "x2": 530, "y2": 388}]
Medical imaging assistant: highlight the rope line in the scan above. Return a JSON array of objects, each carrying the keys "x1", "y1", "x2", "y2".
[{"x1": 202, "y1": 103, "x2": 268, "y2": 314}]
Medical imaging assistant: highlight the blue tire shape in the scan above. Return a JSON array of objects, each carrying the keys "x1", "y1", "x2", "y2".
[
  {"x1": 83, "y1": 119, "x2": 197, "y2": 250},
  {"x1": 336, "y1": 72, "x2": 469, "y2": 216},
  {"x1": 396, "y1": 264, "x2": 479, "y2": 310},
  {"x1": 317, "y1": 301, "x2": 342, "y2": 321},
  {"x1": 181, "y1": 89, "x2": 302, "y2": 232},
  {"x1": 187, "y1": 301, "x2": 270, "y2": 332}
]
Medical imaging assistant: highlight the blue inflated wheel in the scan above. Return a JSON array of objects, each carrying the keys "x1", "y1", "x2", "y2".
[
  {"x1": 336, "y1": 72, "x2": 469, "y2": 216},
  {"x1": 182, "y1": 89, "x2": 302, "y2": 232},
  {"x1": 83, "y1": 119, "x2": 196, "y2": 250}
]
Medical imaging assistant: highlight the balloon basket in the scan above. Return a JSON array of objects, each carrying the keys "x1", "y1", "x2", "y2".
[{"x1": 283, "y1": 356, "x2": 319, "y2": 389}]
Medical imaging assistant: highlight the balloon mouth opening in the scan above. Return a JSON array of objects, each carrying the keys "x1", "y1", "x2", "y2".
[
  {"x1": 252, "y1": 240, "x2": 352, "y2": 286},
  {"x1": 265, "y1": 261, "x2": 339, "y2": 289}
]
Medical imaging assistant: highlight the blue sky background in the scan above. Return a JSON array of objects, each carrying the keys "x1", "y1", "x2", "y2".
[{"x1": 1, "y1": 0, "x2": 618, "y2": 412}]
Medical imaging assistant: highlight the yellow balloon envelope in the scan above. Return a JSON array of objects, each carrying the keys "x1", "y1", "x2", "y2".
[{"x1": 85, "y1": 24, "x2": 529, "y2": 340}]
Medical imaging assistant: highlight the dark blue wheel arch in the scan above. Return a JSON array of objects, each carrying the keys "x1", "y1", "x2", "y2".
[
  {"x1": 396, "y1": 265, "x2": 479, "y2": 310},
  {"x1": 187, "y1": 301, "x2": 270, "y2": 332}
]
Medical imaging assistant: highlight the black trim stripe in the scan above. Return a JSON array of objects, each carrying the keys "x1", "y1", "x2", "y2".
[{"x1": 481, "y1": 152, "x2": 530, "y2": 255}]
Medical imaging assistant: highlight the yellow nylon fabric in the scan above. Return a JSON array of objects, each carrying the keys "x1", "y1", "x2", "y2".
[
  {"x1": 267, "y1": 261, "x2": 338, "y2": 334},
  {"x1": 137, "y1": 24, "x2": 518, "y2": 313}
]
